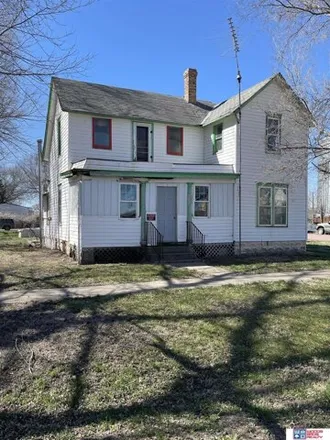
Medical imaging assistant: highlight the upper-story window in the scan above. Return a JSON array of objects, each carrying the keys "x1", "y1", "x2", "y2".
[
  {"x1": 57, "y1": 117, "x2": 61, "y2": 156},
  {"x1": 93, "y1": 118, "x2": 112, "y2": 149},
  {"x1": 167, "y1": 126, "x2": 183, "y2": 156},
  {"x1": 212, "y1": 123, "x2": 223, "y2": 154},
  {"x1": 266, "y1": 113, "x2": 281, "y2": 151}
]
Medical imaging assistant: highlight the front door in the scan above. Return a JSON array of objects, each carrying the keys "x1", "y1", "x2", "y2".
[
  {"x1": 157, "y1": 187, "x2": 177, "y2": 242},
  {"x1": 136, "y1": 125, "x2": 149, "y2": 162}
]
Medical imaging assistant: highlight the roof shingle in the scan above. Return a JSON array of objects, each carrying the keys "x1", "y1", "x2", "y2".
[
  {"x1": 52, "y1": 73, "x2": 281, "y2": 127},
  {"x1": 52, "y1": 77, "x2": 215, "y2": 126}
]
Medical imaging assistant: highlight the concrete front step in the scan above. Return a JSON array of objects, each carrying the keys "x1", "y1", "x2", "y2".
[{"x1": 146, "y1": 245, "x2": 201, "y2": 263}]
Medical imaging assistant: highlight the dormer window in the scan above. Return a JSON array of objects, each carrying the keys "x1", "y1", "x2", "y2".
[
  {"x1": 167, "y1": 126, "x2": 183, "y2": 156},
  {"x1": 93, "y1": 118, "x2": 112, "y2": 149},
  {"x1": 212, "y1": 123, "x2": 223, "y2": 154},
  {"x1": 266, "y1": 114, "x2": 281, "y2": 151}
]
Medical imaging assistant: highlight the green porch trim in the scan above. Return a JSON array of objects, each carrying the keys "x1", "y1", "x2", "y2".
[
  {"x1": 187, "y1": 183, "x2": 193, "y2": 222},
  {"x1": 140, "y1": 182, "x2": 146, "y2": 243},
  {"x1": 61, "y1": 169, "x2": 240, "y2": 180}
]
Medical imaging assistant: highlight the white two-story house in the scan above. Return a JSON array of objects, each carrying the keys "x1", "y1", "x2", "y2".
[{"x1": 42, "y1": 68, "x2": 309, "y2": 264}]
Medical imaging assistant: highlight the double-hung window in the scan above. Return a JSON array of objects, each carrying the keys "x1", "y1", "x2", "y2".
[
  {"x1": 194, "y1": 185, "x2": 209, "y2": 217},
  {"x1": 120, "y1": 183, "x2": 139, "y2": 218},
  {"x1": 93, "y1": 118, "x2": 112, "y2": 149},
  {"x1": 167, "y1": 126, "x2": 183, "y2": 155},
  {"x1": 212, "y1": 123, "x2": 223, "y2": 154},
  {"x1": 266, "y1": 113, "x2": 281, "y2": 151},
  {"x1": 257, "y1": 184, "x2": 288, "y2": 226}
]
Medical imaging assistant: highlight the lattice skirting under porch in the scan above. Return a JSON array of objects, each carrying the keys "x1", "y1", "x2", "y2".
[
  {"x1": 80, "y1": 247, "x2": 145, "y2": 264},
  {"x1": 191, "y1": 242, "x2": 235, "y2": 261}
]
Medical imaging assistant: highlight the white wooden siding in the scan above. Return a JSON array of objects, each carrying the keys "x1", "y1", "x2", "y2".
[
  {"x1": 204, "y1": 115, "x2": 237, "y2": 168},
  {"x1": 69, "y1": 181, "x2": 79, "y2": 247},
  {"x1": 43, "y1": 98, "x2": 70, "y2": 247},
  {"x1": 193, "y1": 217, "x2": 233, "y2": 243},
  {"x1": 153, "y1": 123, "x2": 204, "y2": 164},
  {"x1": 236, "y1": 81, "x2": 308, "y2": 242},
  {"x1": 68, "y1": 114, "x2": 205, "y2": 165},
  {"x1": 69, "y1": 114, "x2": 132, "y2": 164},
  {"x1": 81, "y1": 217, "x2": 141, "y2": 247},
  {"x1": 80, "y1": 178, "x2": 140, "y2": 247},
  {"x1": 210, "y1": 183, "x2": 234, "y2": 217},
  {"x1": 81, "y1": 179, "x2": 119, "y2": 216}
]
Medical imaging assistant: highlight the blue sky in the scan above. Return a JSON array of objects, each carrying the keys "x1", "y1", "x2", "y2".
[
  {"x1": 25, "y1": 0, "x2": 322, "y2": 190},
  {"x1": 27, "y1": 0, "x2": 276, "y2": 144}
]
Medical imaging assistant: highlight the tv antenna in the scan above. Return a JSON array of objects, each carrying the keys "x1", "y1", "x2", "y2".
[{"x1": 228, "y1": 17, "x2": 242, "y2": 254}]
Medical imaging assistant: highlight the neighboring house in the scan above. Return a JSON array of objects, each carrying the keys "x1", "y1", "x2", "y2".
[
  {"x1": 42, "y1": 69, "x2": 309, "y2": 264},
  {"x1": 0, "y1": 203, "x2": 33, "y2": 217}
]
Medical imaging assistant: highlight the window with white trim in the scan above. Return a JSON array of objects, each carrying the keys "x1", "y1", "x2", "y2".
[
  {"x1": 266, "y1": 114, "x2": 281, "y2": 151},
  {"x1": 194, "y1": 185, "x2": 209, "y2": 217},
  {"x1": 257, "y1": 184, "x2": 288, "y2": 226},
  {"x1": 213, "y1": 123, "x2": 223, "y2": 154},
  {"x1": 120, "y1": 183, "x2": 138, "y2": 218}
]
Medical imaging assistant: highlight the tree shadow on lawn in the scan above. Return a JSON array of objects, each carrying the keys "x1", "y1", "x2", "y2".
[
  {"x1": 213, "y1": 249, "x2": 330, "y2": 274},
  {"x1": 1, "y1": 276, "x2": 330, "y2": 439}
]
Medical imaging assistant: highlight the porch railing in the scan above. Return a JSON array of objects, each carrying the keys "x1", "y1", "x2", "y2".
[
  {"x1": 145, "y1": 222, "x2": 163, "y2": 262},
  {"x1": 186, "y1": 221, "x2": 205, "y2": 245}
]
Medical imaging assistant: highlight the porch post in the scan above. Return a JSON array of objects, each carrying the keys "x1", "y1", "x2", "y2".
[
  {"x1": 187, "y1": 183, "x2": 193, "y2": 243},
  {"x1": 140, "y1": 181, "x2": 146, "y2": 244},
  {"x1": 187, "y1": 183, "x2": 193, "y2": 222}
]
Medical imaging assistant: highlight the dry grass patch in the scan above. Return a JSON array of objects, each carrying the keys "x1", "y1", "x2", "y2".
[
  {"x1": 0, "y1": 280, "x2": 329, "y2": 439},
  {"x1": 0, "y1": 231, "x2": 198, "y2": 291}
]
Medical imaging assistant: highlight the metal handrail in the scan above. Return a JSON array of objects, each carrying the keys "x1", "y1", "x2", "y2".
[
  {"x1": 186, "y1": 221, "x2": 205, "y2": 245},
  {"x1": 145, "y1": 222, "x2": 163, "y2": 261}
]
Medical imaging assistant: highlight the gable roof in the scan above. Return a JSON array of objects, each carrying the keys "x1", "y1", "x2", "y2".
[
  {"x1": 202, "y1": 74, "x2": 278, "y2": 126},
  {"x1": 52, "y1": 77, "x2": 215, "y2": 126}
]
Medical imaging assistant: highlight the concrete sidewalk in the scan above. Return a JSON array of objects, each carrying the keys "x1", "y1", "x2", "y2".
[{"x1": 1, "y1": 268, "x2": 330, "y2": 305}]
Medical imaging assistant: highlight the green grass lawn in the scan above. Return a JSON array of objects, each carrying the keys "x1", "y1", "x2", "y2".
[
  {"x1": 216, "y1": 242, "x2": 330, "y2": 274},
  {"x1": 1, "y1": 280, "x2": 329, "y2": 439},
  {"x1": 0, "y1": 231, "x2": 197, "y2": 291}
]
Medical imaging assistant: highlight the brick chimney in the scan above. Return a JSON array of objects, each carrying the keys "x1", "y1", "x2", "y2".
[{"x1": 183, "y1": 68, "x2": 197, "y2": 103}]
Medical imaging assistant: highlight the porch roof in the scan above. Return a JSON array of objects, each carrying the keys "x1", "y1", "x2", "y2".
[{"x1": 61, "y1": 159, "x2": 239, "y2": 180}]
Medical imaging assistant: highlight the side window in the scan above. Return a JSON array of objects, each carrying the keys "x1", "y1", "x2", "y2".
[
  {"x1": 194, "y1": 185, "x2": 209, "y2": 217},
  {"x1": 257, "y1": 184, "x2": 288, "y2": 226},
  {"x1": 93, "y1": 118, "x2": 112, "y2": 149},
  {"x1": 120, "y1": 183, "x2": 139, "y2": 218},
  {"x1": 212, "y1": 123, "x2": 223, "y2": 154},
  {"x1": 167, "y1": 126, "x2": 183, "y2": 156},
  {"x1": 266, "y1": 114, "x2": 281, "y2": 151},
  {"x1": 43, "y1": 193, "x2": 49, "y2": 217}
]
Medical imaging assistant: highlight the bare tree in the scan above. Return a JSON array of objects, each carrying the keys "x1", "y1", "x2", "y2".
[
  {"x1": 0, "y1": 166, "x2": 28, "y2": 203},
  {"x1": 0, "y1": 0, "x2": 93, "y2": 159},
  {"x1": 0, "y1": 153, "x2": 43, "y2": 203},
  {"x1": 238, "y1": 0, "x2": 330, "y2": 175}
]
